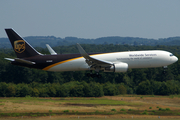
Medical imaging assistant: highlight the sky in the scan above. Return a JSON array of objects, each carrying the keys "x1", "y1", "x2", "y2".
[{"x1": 1, "y1": 0, "x2": 180, "y2": 39}]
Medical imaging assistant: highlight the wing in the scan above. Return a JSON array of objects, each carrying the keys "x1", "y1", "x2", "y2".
[
  {"x1": 77, "y1": 43, "x2": 113, "y2": 71},
  {"x1": 46, "y1": 44, "x2": 57, "y2": 55}
]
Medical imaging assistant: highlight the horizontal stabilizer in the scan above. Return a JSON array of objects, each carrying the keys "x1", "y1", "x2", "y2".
[
  {"x1": 4, "y1": 58, "x2": 14, "y2": 61},
  {"x1": 46, "y1": 44, "x2": 57, "y2": 55},
  {"x1": 5, "y1": 58, "x2": 35, "y2": 65},
  {"x1": 15, "y1": 58, "x2": 35, "y2": 65}
]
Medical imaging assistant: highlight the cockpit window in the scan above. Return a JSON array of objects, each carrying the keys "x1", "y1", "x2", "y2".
[{"x1": 170, "y1": 54, "x2": 174, "y2": 57}]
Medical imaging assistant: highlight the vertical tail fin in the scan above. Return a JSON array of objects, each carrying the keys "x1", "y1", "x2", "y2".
[{"x1": 5, "y1": 28, "x2": 40, "y2": 58}]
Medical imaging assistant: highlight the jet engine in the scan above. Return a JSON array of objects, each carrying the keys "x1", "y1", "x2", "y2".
[{"x1": 104, "y1": 62, "x2": 128, "y2": 72}]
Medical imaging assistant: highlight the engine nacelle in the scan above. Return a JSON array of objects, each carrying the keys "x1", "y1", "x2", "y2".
[{"x1": 104, "y1": 63, "x2": 128, "y2": 72}]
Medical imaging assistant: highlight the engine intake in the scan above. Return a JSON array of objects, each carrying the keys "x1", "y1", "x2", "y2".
[{"x1": 104, "y1": 63, "x2": 128, "y2": 72}]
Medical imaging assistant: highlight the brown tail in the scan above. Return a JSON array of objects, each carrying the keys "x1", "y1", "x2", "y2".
[{"x1": 5, "y1": 28, "x2": 40, "y2": 58}]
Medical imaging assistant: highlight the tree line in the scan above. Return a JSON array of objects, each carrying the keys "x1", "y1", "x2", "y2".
[
  {"x1": 0, "y1": 81, "x2": 104, "y2": 97},
  {"x1": 0, "y1": 44, "x2": 180, "y2": 96},
  {"x1": 1, "y1": 36, "x2": 180, "y2": 48},
  {"x1": 0, "y1": 80, "x2": 179, "y2": 97}
]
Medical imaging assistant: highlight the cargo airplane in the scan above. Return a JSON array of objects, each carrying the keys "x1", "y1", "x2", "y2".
[{"x1": 4, "y1": 28, "x2": 178, "y2": 77}]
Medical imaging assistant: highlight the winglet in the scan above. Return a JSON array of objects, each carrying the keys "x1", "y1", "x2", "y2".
[
  {"x1": 76, "y1": 43, "x2": 89, "y2": 59},
  {"x1": 46, "y1": 44, "x2": 57, "y2": 55},
  {"x1": 77, "y1": 43, "x2": 113, "y2": 67}
]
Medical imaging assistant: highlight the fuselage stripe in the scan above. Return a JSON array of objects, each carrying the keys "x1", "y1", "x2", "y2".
[{"x1": 42, "y1": 56, "x2": 83, "y2": 70}]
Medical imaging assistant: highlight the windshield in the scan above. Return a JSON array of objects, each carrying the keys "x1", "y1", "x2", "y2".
[{"x1": 170, "y1": 54, "x2": 174, "y2": 57}]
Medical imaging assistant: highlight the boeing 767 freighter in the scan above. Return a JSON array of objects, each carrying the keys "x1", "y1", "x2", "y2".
[{"x1": 4, "y1": 28, "x2": 178, "y2": 77}]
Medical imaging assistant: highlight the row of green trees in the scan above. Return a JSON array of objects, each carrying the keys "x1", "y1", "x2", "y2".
[
  {"x1": 136, "y1": 80, "x2": 180, "y2": 95},
  {"x1": 0, "y1": 79, "x2": 180, "y2": 97},
  {"x1": 0, "y1": 81, "x2": 103, "y2": 97}
]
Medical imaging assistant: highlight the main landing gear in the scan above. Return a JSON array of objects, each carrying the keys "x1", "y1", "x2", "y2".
[{"x1": 86, "y1": 71, "x2": 102, "y2": 78}]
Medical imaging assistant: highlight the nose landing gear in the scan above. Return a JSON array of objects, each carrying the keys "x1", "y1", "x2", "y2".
[{"x1": 163, "y1": 66, "x2": 168, "y2": 74}]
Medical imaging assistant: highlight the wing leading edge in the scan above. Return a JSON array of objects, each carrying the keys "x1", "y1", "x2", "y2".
[{"x1": 77, "y1": 43, "x2": 113, "y2": 71}]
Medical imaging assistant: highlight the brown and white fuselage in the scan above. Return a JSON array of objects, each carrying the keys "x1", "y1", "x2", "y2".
[{"x1": 5, "y1": 28, "x2": 178, "y2": 73}]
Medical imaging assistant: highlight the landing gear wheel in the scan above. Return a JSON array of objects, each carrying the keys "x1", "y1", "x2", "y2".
[{"x1": 86, "y1": 72, "x2": 102, "y2": 78}]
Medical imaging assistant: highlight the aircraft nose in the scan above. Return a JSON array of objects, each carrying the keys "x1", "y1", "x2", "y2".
[{"x1": 173, "y1": 56, "x2": 178, "y2": 62}]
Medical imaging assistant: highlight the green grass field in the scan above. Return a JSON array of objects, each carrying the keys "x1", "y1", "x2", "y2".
[
  {"x1": 0, "y1": 117, "x2": 179, "y2": 120},
  {"x1": 0, "y1": 95, "x2": 180, "y2": 119},
  {"x1": 0, "y1": 96, "x2": 141, "y2": 105}
]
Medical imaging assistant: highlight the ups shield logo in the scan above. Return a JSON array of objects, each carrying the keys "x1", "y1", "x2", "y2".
[{"x1": 14, "y1": 40, "x2": 25, "y2": 53}]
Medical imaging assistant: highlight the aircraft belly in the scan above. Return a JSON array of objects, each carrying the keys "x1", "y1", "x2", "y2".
[
  {"x1": 127, "y1": 60, "x2": 150, "y2": 68},
  {"x1": 47, "y1": 58, "x2": 89, "y2": 72}
]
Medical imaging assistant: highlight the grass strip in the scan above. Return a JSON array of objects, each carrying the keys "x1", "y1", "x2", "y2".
[{"x1": 0, "y1": 97, "x2": 141, "y2": 106}]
